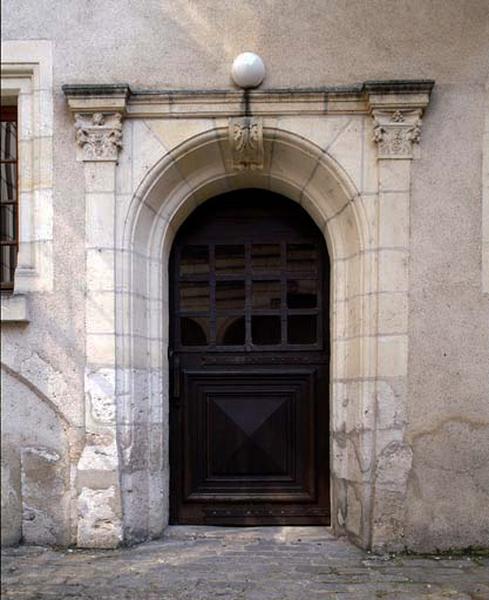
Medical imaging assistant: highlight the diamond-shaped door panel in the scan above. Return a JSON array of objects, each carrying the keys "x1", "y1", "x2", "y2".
[
  {"x1": 183, "y1": 370, "x2": 316, "y2": 502},
  {"x1": 210, "y1": 394, "x2": 290, "y2": 476}
]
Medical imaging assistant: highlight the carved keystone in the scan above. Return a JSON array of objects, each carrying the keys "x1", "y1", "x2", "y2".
[{"x1": 229, "y1": 116, "x2": 264, "y2": 170}]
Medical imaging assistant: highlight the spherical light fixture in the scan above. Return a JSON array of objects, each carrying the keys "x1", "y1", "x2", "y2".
[{"x1": 231, "y1": 52, "x2": 266, "y2": 89}]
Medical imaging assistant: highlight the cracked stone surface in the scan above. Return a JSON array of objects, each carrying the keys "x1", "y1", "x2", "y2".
[{"x1": 2, "y1": 527, "x2": 488, "y2": 600}]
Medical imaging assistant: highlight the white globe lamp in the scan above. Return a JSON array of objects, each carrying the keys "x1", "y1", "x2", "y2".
[{"x1": 231, "y1": 52, "x2": 266, "y2": 89}]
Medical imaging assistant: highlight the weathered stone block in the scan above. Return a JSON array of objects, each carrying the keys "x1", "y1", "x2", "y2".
[
  {"x1": 77, "y1": 486, "x2": 122, "y2": 548},
  {"x1": 1, "y1": 444, "x2": 21, "y2": 546},
  {"x1": 20, "y1": 446, "x2": 68, "y2": 546},
  {"x1": 85, "y1": 368, "x2": 116, "y2": 425}
]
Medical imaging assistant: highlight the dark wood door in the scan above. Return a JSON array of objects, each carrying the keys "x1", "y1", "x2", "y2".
[{"x1": 169, "y1": 189, "x2": 330, "y2": 525}]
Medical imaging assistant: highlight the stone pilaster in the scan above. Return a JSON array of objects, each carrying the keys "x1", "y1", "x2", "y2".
[
  {"x1": 63, "y1": 85, "x2": 129, "y2": 548},
  {"x1": 366, "y1": 80, "x2": 433, "y2": 551}
]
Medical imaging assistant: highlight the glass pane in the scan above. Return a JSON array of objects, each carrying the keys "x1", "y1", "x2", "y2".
[
  {"x1": 251, "y1": 244, "x2": 281, "y2": 271},
  {"x1": 180, "y1": 317, "x2": 209, "y2": 346},
  {"x1": 252, "y1": 315, "x2": 281, "y2": 345},
  {"x1": 0, "y1": 245, "x2": 16, "y2": 286},
  {"x1": 1, "y1": 163, "x2": 17, "y2": 203},
  {"x1": 216, "y1": 281, "x2": 245, "y2": 311},
  {"x1": 287, "y1": 279, "x2": 317, "y2": 308},
  {"x1": 252, "y1": 280, "x2": 281, "y2": 309},
  {"x1": 288, "y1": 315, "x2": 317, "y2": 344},
  {"x1": 0, "y1": 121, "x2": 17, "y2": 160},
  {"x1": 215, "y1": 245, "x2": 245, "y2": 273},
  {"x1": 287, "y1": 243, "x2": 317, "y2": 273},
  {"x1": 0, "y1": 204, "x2": 16, "y2": 242},
  {"x1": 179, "y1": 245, "x2": 209, "y2": 276},
  {"x1": 217, "y1": 316, "x2": 245, "y2": 345},
  {"x1": 179, "y1": 281, "x2": 209, "y2": 312}
]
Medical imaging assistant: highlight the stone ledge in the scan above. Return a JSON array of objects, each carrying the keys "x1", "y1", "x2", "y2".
[
  {"x1": 363, "y1": 80, "x2": 435, "y2": 95},
  {"x1": 1, "y1": 294, "x2": 29, "y2": 323},
  {"x1": 62, "y1": 84, "x2": 131, "y2": 97},
  {"x1": 62, "y1": 80, "x2": 435, "y2": 118}
]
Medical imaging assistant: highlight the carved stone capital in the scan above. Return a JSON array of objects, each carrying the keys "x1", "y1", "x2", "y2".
[
  {"x1": 74, "y1": 112, "x2": 123, "y2": 162},
  {"x1": 229, "y1": 117, "x2": 264, "y2": 170},
  {"x1": 365, "y1": 80, "x2": 433, "y2": 160},
  {"x1": 63, "y1": 84, "x2": 130, "y2": 163},
  {"x1": 371, "y1": 108, "x2": 423, "y2": 159}
]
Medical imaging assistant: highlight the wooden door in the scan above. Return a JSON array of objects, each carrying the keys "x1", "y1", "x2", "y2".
[{"x1": 169, "y1": 190, "x2": 330, "y2": 525}]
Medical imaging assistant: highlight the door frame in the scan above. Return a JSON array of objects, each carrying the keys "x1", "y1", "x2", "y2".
[
  {"x1": 117, "y1": 122, "x2": 414, "y2": 550},
  {"x1": 66, "y1": 80, "x2": 432, "y2": 550}
]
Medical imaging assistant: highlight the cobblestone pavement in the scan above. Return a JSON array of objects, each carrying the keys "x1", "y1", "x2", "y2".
[{"x1": 2, "y1": 527, "x2": 489, "y2": 600}]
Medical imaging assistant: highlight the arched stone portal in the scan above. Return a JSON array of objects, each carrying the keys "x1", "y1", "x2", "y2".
[
  {"x1": 63, "y1": 81, "x2": 432, "y2": 551},
  {"x1": 120, "y1": 126, "x2": 374, "y2": 548}
]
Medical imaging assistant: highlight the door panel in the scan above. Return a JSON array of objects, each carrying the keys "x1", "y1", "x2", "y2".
[
  {"x1": 170, "y1": 190, "x2": 330, "y2": 525},
  {"x1": 183, "y1": 370, "x2": 315, "y2": 496}
]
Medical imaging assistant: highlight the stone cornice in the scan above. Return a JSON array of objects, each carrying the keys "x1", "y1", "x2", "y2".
[
  {"x1": 363, "y1": 80, "x2": 434, "y2": 96},
  {"x1": 62, "y1": 80, "x2": 434, "y2": 118},
  {"x1": 62, "y1": 81, "x2": 434, "y2": 161},
  {"x1": 62, "y1": 84, "x2": 130, "y2": 113}
]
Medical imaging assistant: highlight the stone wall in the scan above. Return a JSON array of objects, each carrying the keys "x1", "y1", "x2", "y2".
[
  {"x1": 1, "y1": 0, "x2": 488, "y2": 552},
  {"x1": 1, "y1": 368, "x2": 72, "y2": 546}
]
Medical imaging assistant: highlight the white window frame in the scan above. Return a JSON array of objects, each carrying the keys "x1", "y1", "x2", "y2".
[{"x1": 1, "y1": 41, "x2": 54, "y2": 321}]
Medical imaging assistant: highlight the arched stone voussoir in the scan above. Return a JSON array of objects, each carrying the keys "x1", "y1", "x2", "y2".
[{"x1": 127, "y1": 125, "x2": 367, "y2": 262}]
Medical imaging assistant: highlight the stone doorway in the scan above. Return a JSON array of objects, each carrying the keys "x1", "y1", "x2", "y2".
[{"x1": 62, "y1": 80, "x2": 432, "y2": 550}]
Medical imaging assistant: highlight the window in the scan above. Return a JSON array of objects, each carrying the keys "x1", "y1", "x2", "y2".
[
  {"x1": 0, "y1": 105, "x2": 17, "y2": 290},
  {"x1": 1, "y1": 40, "x2": 54, "y2": 306}
]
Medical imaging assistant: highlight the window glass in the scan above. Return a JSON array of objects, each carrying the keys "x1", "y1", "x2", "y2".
[
  {"x1": 216, "y1": 281, "x2": 245, "y2": 311},
  {"x1": 0, "y1": 163, "x2": 17, "y2": 203},
  {"x1": 180, "y1": 317, "x2": 209, "y2": 346},
  {"x1": 215, "y1": 245, "x2": 245, "y2": 273},
  {"x1": 0, "y1": 121, "x2": 17, "y2": 161},
  {"x1": 179, "y1": 281, "x2": 210, "y2": 312},
  {"x1": 252, "y1": 280, "x2": 281, "y2": 309},
  {"x1": 252, "y1": 315, "x2": 281, "y2": 345},
  {"x1": 0, "y1": 106, "x2": 18, "y2": 290},
  {"x1": 288, "y1": 315, "x2": 317, "y2": 344},
  {"x1": 251, "y1": 244, "x2": 281, "y2": 271},
  {"x1": 287, "y1": 279, "x2": 317, "y2": 308},
  {"x1": 0, "y1": 204, "x2": 16, "y2": 242},
  {"x1": 217, "y1": 316, "x2": 245, "y2": 345},
  {"x1": 180, "y1": 245, "x2": 209, "y2": 276},
  {"x1": 287, "y1": 243, "x2": 317, "y2": 273}
]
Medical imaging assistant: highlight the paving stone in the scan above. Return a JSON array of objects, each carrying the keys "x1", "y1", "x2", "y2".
[{"x1": 2, "y1": 527, "x2": 488, "y2": 599}]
